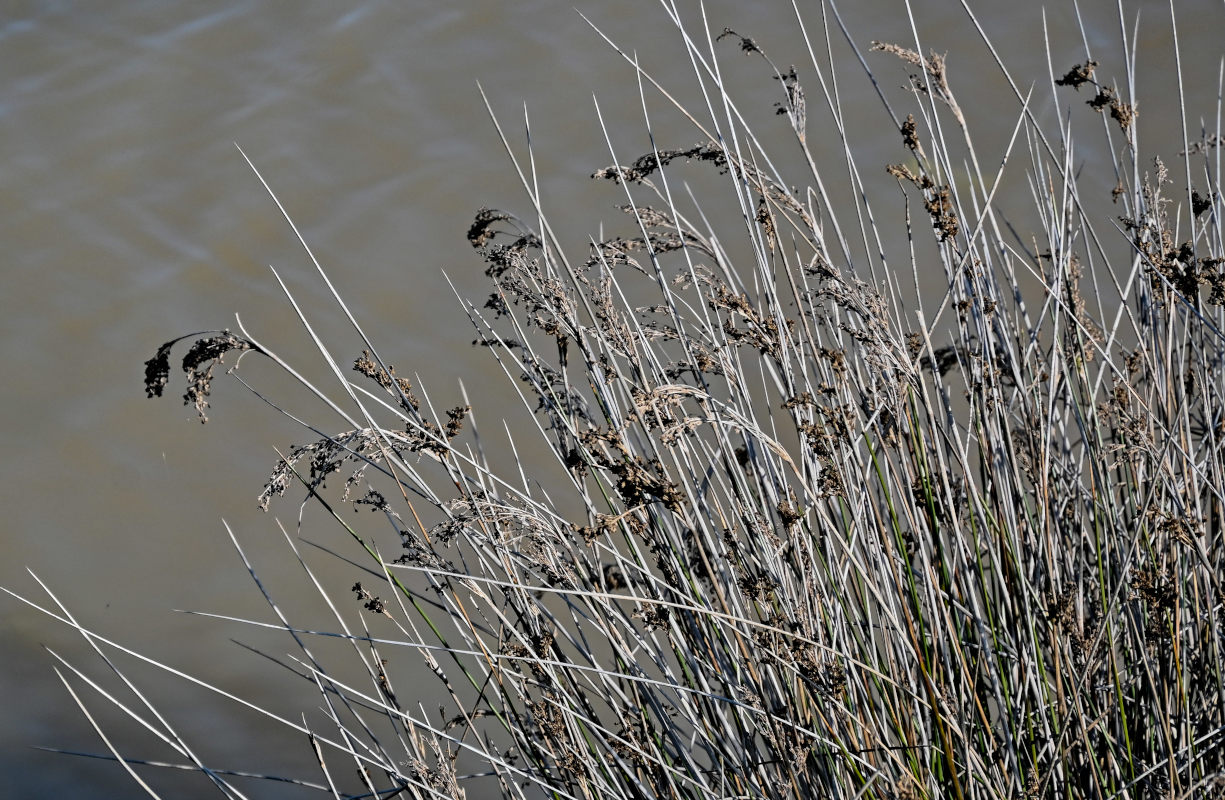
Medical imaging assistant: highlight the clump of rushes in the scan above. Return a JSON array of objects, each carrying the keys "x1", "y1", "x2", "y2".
[{"x1": 11, "y1": 2, "x2": 1225, "y2": 798}]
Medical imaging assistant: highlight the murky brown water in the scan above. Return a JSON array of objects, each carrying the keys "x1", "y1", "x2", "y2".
[{"x1": 2, "y1": 0, "x2": 1221, "y2": 796}]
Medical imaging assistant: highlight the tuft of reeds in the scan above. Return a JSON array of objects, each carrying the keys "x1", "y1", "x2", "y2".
[{"x1": 8, "y1": 1, "x2": 1225, "y2": 798}]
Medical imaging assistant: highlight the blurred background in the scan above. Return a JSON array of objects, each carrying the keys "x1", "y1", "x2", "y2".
[{"x1": 2, "y1": 0, "x2": 1220, "y2": 796}]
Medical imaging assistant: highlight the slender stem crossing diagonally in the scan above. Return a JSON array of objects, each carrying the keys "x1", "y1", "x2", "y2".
[{"x1": 8, "y1": 1, "x2": 1225, "y2": 797}]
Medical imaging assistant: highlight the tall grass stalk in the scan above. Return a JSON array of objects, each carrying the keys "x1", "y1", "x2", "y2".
[{"x1": 7, "y1": 1, "x2": 1225, "y2": 797}]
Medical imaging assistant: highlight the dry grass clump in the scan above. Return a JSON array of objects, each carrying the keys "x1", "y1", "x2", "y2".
[{"x1": 9, "y1": 2, "x2": 1225, "y2": 798}]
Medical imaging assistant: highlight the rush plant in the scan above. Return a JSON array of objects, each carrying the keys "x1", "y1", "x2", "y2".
[{"x1": 9, "y1": 1, "x2": 1225, "y2": 798}]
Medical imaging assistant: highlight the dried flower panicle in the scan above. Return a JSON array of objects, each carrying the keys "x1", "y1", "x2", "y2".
[{"x1": 143, "y1": 330, "x2": 256, "y2": 422}]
